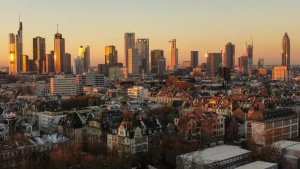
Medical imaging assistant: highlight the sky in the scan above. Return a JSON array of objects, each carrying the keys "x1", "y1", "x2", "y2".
[{"x1": 0, "y1": 0, "x2": 300, "y2": 67}]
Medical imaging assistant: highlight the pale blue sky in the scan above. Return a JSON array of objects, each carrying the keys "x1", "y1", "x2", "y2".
[{"x1": 0, "y1": 0, "x2": 299, "y2": 66}]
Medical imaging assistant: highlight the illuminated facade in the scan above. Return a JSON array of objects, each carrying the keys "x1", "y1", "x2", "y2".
[
  {"x1": 272, "y1": 66, "x2": 289, "y2": 82},
  {"x1": 206, "y1": 53, "x2": 222, "y2": 76},
  {"x1": 54, "y1": 32, "x2": 65, "y2": 73},
  {"x1": 79, "y1": 46, "x2": 90, "y2": 73},
  {"x1": 9, "y1": 33, "x2": 16, "y2": 74},
  {"x1": 238, "y1": 56, "x2": 248, "y2": 74},
  {"x1": 128, "y1": 48, "x2": 140, "y2": 75},
  {"x1": 223, "y1": 42, "x2": 235, "y2": 70},
  {"x1": 22, "y1": 55, "x2": 29, "y2": 72},
  {"x1": 136, "y1": 38, "x2": 149, "y2": 73},
  {"x1": 282, "y1": 32, "x2": 290, "y2": 70},
  {"x1": 105, "y1": 45, "x2": 117, "y2": 67},
  {"x1": 124, "y1": 33, "x2": 135, "y2": 68},
  {"x1": 169, "y1": 39, "x2": 178, "y2": 70},
  {"x1": 33, "y1": 37, "x2": 46, "y2": 73}
]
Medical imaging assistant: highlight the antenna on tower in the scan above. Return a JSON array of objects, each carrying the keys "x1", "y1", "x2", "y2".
[
  {"x1": 57, "y1": 24, "x2": 59, "y2": 33},
  {"x1": 19, "y1": 13, "x2": 20, "y2": 22}
]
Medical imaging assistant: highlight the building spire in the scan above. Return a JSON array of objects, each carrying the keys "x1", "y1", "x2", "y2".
[{"x1": 57, "y1": 24, "x2": 59, "y2": 33}]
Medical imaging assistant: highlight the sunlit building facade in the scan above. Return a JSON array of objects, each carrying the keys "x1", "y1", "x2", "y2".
[
  {"x1": 151, "y1": 49, "x2": 164, "y2": 74},
  {"x1": 128, "y1": 48, "x2": 140, "y2": 75},
  {"x1": 33, "y1": 37, "x2": 46, "y2": 73},
  {"x1": 272, "y1": 66, "x2": 290, "y2": 82},
  {"x1": 169, "y1": 39, "x2": 178, "y2": 70},
  {"x1": 136, "y1": 38, "x2": 149, "y2": 73},
  {"x1": 124, "y1": 33, "x2": 135, "y2": 68},
  {"x1": 54, "y1": 32, "x2": 65, "y2": 73},
  {"x1": 238, "y1": 56, "x2": 248, "y2": 74},
  {"x1": 206, "y1": 53, "x2": 222, "y2": 77},
  {"x1": 22, "y1": 55, "x2": 29, "y2": 72},
  {"x1": 79, "y1": 46, "x2": 90, "y2": 73},
  {"x1": 105, "y1": 45, "x2": 118, "y2": 67},
  {"x1": 9, "y1": 33, "x2": 16, "y2": 74}
]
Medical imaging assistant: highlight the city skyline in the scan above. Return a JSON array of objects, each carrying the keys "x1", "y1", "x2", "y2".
[{"x1": 1, "y1": 0, "x2": 300, "y2": 67}]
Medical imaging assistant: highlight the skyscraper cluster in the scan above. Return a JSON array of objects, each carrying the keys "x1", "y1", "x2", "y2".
[{"x1": 9, "y1": 20, "x2": 90, "y2": 74}]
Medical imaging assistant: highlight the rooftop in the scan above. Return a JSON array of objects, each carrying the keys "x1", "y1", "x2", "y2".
[{"x1": 235, "y1": 161, "x2": 277, "y2": 169}]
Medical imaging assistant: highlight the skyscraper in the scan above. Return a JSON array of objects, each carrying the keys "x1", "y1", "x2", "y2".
[
  {"x1": 151, "y1": 50, "x2": 164, "y2": 73},
  {"x1": 223, "y1": 42, "x2": 235, "y2": 70},
  {"x1": 46, "y1": 51, "x2": 55, "y2": 73},
  {"x1": 238, "y1": 56, "x2": 248, "y2": 74},
  {"x1": 136, "y1": 38, "x2": 149, "y2": 73},
  {"x1": 158, "y1": 56, "x2": 166, "y2": 74},
  {"x1": 105, "y1": 45, "x2": 118, "y2": 67},
  {"x1": 282, "y1": 32, "x2": 290, "y2": 70},
  {"x1": 246, "y1": 37, "x2": 253, "y2": 71},
  {"x1": 206, "y1": 53, "x2": 222, "y2": 77},
  {"x1": 74, "y1": 56, "x2": 84, "y2": 75},
  {"x1": 124, "y1": 33, "x2": 135, "y2": 68},
  {"x1": 63, "y1": 53, "x2": 72, "y2": 74},
  {"x1": 33, "y1": 37, "x2": 46, "y2": 73},
  {"x1": 9, "y1": 33, "x2": 16, "y2": 74},
  {"x1": 79, "y1": 46, "x2": 90, "y2": 73},
  {"x1": 258, "y1": 58, "x2": 264, "y2": 69},
  {"x1": 15, "y1": 19, "x2": 23, "y2": 73},
  {"x1": 169, "y1": 39, "x2": 178, "y2": 70},
  {"x1": 54, "y1": 27, "x2": 65, "y2": 73},
  {"x1": 191, "y1": 51, "x2": 199, "y2": 68},
  {"x1": 22, "y1": 55, "x2": 29, "y2": 72},
  {"x1": 128, "y1": 48, "x2": 140, "y2": 75}
]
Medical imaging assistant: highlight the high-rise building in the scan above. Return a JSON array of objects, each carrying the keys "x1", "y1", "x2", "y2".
[
  {"x1": 98, "y1": 64, "x2": 109, "y2": 77},
  {"x1": 223, "y1": 42, "x2": 235, "y2": 70},
  {"x1": 272, "y1": 66, "x2": 289, "y2": 82},
  {"x1": 158, "y1": 56, "x2": 166, "y2": 74},
  {"x1": 79, "y1": 46, "x2": 90, "y2": 73},
  {"x1": 191, "y1": 51, "x2": 199, "y2": 68},
  {"x1": 50, "y1": 74, "x2": 76, "y2": 96},
  {"x1": 124, "y1": 33, "x2": 135, "y2": 68},
  {"x1": 258, "y1": 58, "x2": 264, "y2": 69},
  {"x1": 86, "y1": 73, "x2": 105, "y2": 87},
  {"x1": 16, "y1": 19, "x2": 23, "y2": 73},
  {"x1": 246, "y1": 38, "x2": 253, "y2": 71},
  {"x1": 282, "y1": 32, "x2": 290, "y2": 70},
  {"x1": 238, "y1": 56, "x2": 248, "y2": 74},
  {"x1": 169, "y1": 39, "x2": 178, "y2": 70},
  {"x1": 63, "y1": 53, "x2": 72, "y2": 74},
  {"x1": 136, "y1": 38, "x2": 149, "y2": 73},
  {"x1": 54, "y1": 29, "x2": 65, "y2": 73},
  {"x1": 206, "y1": 53, "x2": 222, "y2": 77},
  {"x1": 75, "y1": 74, "x2": 86, "y2": 95},
  {"x1": 128, "y1": 48, "x2": 140, "y2": 75},
  {"x1": 105, "y1": 45, "x2": 118, "y2": 67},
  {"x1": 28, "y1": 59, "x2": 35, "y2": 72},
  {"x1": 22, "y1": 55, "x2": 29, "y2": 72},
  {"x1": 74, "y1": 56, "x2": 84, "y2": 75},
  {"x1": 33, "y1": 37, "x2": 46, "y2": 73},
  {"x1": 46, "y1": 52, "x2": 55, "y2": 73},
  {"x1": 151, "y1": 50, "x2": 164, "y2": 74},
  {"x1": 9, "y1": 33, "x2": 16, "y2": 74}
]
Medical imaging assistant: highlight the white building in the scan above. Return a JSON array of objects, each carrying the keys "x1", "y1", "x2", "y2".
[
  {"x1": 176, "y1": 145, "x2": 252, "y2": 169},
  {"x1": 39, "y1": 111, "x2": 66, "y2": 133},
  {"x1": 236, "y1": 161, "x2": 278, "y2": 169},
  {"x1": 128, "y1": 86, "x2": 145, "y2": 100},
  {"x1": 50, "y1": 74, "x2": 76, "y2": 96},
  {"x1": 0, "y1": 123, "x2": 9, "y2": 141}
]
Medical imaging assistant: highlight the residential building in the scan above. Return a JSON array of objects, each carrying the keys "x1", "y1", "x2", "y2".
[
  {"x1": 9, "y1": 33, "x2": 16, "y2": 74},
  {"x1": 128, "y1": 48, "x2": 140, "y2": 75},
  {"x1": 33, "y1": 36, "x2": 46, "y2": 73},
  {"x1": 54, "y1": 31, "x2": 65, "y2": 73},
  {"x1": 105, "y1": 45, "x2": 118, "y2": 67},
  {"x1": 74, "y1": 56, "x2": 84, "y2": 74},
  {"x1": 176, "y1": 145, "x2": 252, "y2": 169},
  {"x1": 272, "y1": 66, "x2": 289, "y2": 81},
  {"x1": 191, "y1": 51, "x2": 198, "y2": 68},
  {"x1": 158, "y1": 56, "x2": 166, "y2": 74},
  {"x1": 151, "y1": 50, "x2": 164, "y2": 73},
  {"x1": 169, "y1": 39, "x2": 178, "y2": 70},
  {"x1": 136, "y1": 38, "x2": 149, "y2": 73},
  {"x1": 124, "y1": 33, "x2": 135, "y2": 68},
  {"x1": 246, "y1": 108, "x2": 298, "y2": 145},
  {"x1": 79, "y1": 46, "x2": 90, "y2": 73},
  {"x1": 223, "y1": 42, "x2": 235, "y2": 70},
  {"x1": 282, "y1": 32, "x2": 290, "y2": 70},
  {"x1": 206, "y1": 53, "x2": 222, "y2": 76},
  {"x1": 50, "y1": 74, "x2": 76, "y2": 96}
]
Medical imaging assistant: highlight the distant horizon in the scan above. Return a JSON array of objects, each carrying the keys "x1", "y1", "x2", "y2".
[{"x1": 1, "y1": 0, "x2": 300, "y2": 67}]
